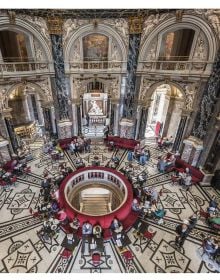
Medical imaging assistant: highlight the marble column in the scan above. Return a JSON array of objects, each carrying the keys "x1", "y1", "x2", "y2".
[
  {"x1": 4, "y1": 116, "x2": 18, "y2": 153},
  {"x1": 138, "y1": 107, "x2": 149, "y2": 140},
  {"x1": 42, "y1": 107, "x2": 53, "y2": 136},
  {"x1": 113, "y1": 103, "x2": 120, "y2": 136},
  {"x1": 26, "y1": 94, "x2": 35, "y2": 121},
  {"x1": 172, "y1": 115, "x2": 188, "y2": 152},
  {"x1": 36, "y1": 99, "x2": 44, "y2": 126},
  {"x1": 192, "y1": 50, "x2": 220, "y2": 139},
  {"x1": 76, "y1": 104, "x2": 82, "y2": 136},
  {"x1": 135, "y1": 105, "x2": 142, "y2": 140},
  {"x1": 50, "y1": 106, "x2": 57, "y2": 135},
  {"x1": 22, "y1": 94, "x2": 31, "y2": 122},
  {"x1": 0, "y1": 137, "x2": 11, "y2": 162},
  {"x1": 181, "y1": 136, "x2": 203, "y2": 167},
  {"x1": 48, "y1": 18, "x2": 72, "y2": 139},
  {"x1": 110, "y1": 103, "x2": 115, "y2": 132},
  {"x1": 121, "y1": 17, "x2": 143, "y2": 138},
  {"x1": 71, "y1": 103, "x2": 78, "y2": 136}
]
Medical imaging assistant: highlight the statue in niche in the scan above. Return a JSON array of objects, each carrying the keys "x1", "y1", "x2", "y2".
[
  {"x1": 185, "y1": 84, "x2": 197, "y2": 110},
  {"x1": 194, "y1": 36, "x2": 206, "y2": 60},
  {"x1": 36, "y1": 48, "x2": 43, "y2": 61},
  {"x1": 111, "y1": 44, "x2": 119, "y2": 61},
  {"x1": 88, "y1": 100, "x2": 103, "y2": 115},
  {"x1": 72, "y1": 43, "x2": 81, "y2": 61},
  {"x1": 63, "y1": 19, "x2": 79, "y2": 43},
  {"x1": 0, "y1": 88, "x2": 8, "y2": 111},
  {"x1": 40, "y1": 83, "x2": 50, "y2": 99},
  {"x1": 111, "y1": 79, "x2": 119, "y2": 98}
]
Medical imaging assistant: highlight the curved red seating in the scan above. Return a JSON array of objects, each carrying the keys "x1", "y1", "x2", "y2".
[
  {"x1": 174, "y1": 158, "x2": 204, "y2": 184},
  {"x1": 106, "y1": 136, "x2": 140, "y2": 150},
  {"x1": 59, "y1": 167, "x2": 134, "y2": 230}
]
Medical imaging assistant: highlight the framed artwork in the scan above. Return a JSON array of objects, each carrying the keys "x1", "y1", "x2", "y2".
[{"x1": 83, "y1": 34, "x2": 109, "y2": 61}]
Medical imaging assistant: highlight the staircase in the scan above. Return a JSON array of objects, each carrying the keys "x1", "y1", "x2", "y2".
[{"x1": 80, "y1": 194, "x2": 110, "y2": 215}]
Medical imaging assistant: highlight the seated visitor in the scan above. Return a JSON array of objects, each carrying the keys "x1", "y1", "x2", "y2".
[
  {"x1": 150, "y1": 188, "x2": 158, "y2": 204},
  {"x1": 137, "y1": 171, "x2": 147, "y2": 187},
  {"x1": 183, "y1": 173, "x2": 192, "y2": 191},
  {"x1": 93, "y1": 224, "x2": 102, "y2": 239},
  {"x1": 157, "y1": 157, "x2": 166, "y2": 173},
  {"x1": 127, "y1": 150, "x2": 133, "y2": 162},
  {"x1": 131, "y1": 198, "x2": 141, "y2": 212},
  {"x1": 75, "y1": 158, "x2": 85, "y2": 169},
  {"x1": 139, "y1": 149, "x2": 147, "y2": 165},
  {"x1": 110, "y1": 218, "x2": 123, "y2": 235},
  {"x1": 207, "y1": 196, "x2": 219, "y2": 214},
  {"x1": 81, "y1": 221, "x2": 93, "y2": 254},
  {"x1": 204, "y1": 236, "x2": 219, "y2": 256},
  {"x1": 69, "y1": 217, "x2": 80, "y2": 233},
  {"x1": 69, "y1": 141, "x2": 76, "y2": 154},
  {"x1": 154, "y1": 205, "x2": 166, "y2": 220},
  {"x1": 92, "y1": 156, "x2": 100, "y2": 166}
]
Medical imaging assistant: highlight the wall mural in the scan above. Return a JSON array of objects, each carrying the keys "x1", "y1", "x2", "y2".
[{"x1": 83, "y1": 34, "x2": 109, "y2": 61}]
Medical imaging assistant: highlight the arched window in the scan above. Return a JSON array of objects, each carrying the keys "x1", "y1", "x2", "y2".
[
  {"x1": 0, "y1": 30, "x2": 31, "y2": 62},
  {"x1": 159, "y1": 29, "x2": 195, "y2": 61}
]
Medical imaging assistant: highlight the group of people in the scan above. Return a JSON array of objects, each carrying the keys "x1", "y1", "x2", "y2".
[
  {"x1": 171, "y1": 167, "x2": 193, "y2": 191},
  {"x1": 157, "y1": 135, "x2": 173, "y2": 150},
  {"x1": 69, "y1": 136, "x2": 91, "y2": 154},
  {"x1": 127, "y1": 144, "x2": 151, "y2": 166},
  {"x1": 157, "y1": 152, "x2": 177, "y2": 173}
]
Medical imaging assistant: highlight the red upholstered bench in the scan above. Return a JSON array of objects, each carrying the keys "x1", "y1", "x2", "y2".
[
  {"x1": 174, "y1": 158, "x2": 204, "y2": 184},
  {"x1": 106, "y1": 136, "x2": 139, "y2": 150},
  {"x1": 58, "y1": 136, "x2": 78, "y2": 150}
]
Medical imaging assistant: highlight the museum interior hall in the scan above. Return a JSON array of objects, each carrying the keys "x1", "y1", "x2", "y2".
[{"x1": 0, "y1": 8, "x2": 220, "y2": 273}]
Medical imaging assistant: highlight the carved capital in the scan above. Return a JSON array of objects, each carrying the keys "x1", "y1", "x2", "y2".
[
  {"x1": 0, "y1": 108, "x2": 12, "y2": 118},
  {"x1": 129, "y1": 16, "x2": 143, "y2": 34},
  {"x1": 47, "y1": 17, "x2": 64, "y2": 35}
]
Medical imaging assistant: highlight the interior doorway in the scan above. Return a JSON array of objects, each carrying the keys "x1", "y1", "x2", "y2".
[{"x1": 145, "y1": 84, "x2": 184, "y2": 143}]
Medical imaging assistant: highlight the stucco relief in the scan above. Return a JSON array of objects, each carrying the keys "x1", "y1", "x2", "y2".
[
  {"x1": 110, "y1": 79, "x2": 120, "y2": 99},
  {"x1": 35, "y1": 80, "x2": 53, "y2": 102},
  {"x1": 184, "y1": 83, "x2": 198, "y2": 111},
  {"x1": 139, "y1": 78, "x2": 154, "y2": 101},
  {"x1": 16, "y1": 14, "x2": 51, "y2": 45},
  {"x1": 102, "y1": 18, "x2": 129, "y2": 48},
  {"x1": 63, "y1": 19, "x2": 89, "y2": 47},
  {"x1": 141, "y1": 13, "x2": 170, "y2": 45},
  {"x1": 33, "y1": 39, "x2": 46, "y2": 62},
  {"x1": 192, "y1": 34, "x2": 208, "y2": 61},
  {"x1": 194, "y1": 10, "x2": 220, "y2": 39},
  {"x1": 70, "y1": 38, "x2": 81, "y2": 62},
  {"x1": 0, "y1": 87, "x2": 8, "y2": 111}
]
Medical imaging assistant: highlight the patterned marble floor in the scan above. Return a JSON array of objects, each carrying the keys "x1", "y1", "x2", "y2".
[{"x1": 0, "y1": 139, "x2": 220, "y2": 273}]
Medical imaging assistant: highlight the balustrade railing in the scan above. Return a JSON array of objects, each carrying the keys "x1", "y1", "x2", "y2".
[
  {"x1": 138, "y1": 60, "x2": 213, "y2": 74},
  {"x1": 0, "y1": 61, "x2": 52, "y2": 75},
  {"x1": 68, "y1": 60, "x2": 125, "y2": 71}
]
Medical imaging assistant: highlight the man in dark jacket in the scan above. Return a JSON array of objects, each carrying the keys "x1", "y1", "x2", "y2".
[{"x1": 175, "y1": 220, "x2": 189, "y2": 248}]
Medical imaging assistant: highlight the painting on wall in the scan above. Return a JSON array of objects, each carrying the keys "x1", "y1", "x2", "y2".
[{"x1": 83, "y1": 34, "x2": 109, "y2": 61}]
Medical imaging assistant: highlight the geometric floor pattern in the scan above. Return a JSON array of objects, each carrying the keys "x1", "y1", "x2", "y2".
[{"x1": 0, "y1": 139, "x2": 219, "y2": 273}]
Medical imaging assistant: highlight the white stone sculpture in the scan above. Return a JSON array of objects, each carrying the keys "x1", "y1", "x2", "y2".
[
  {"x1": 33, "y1": 16, "x2": 50, "y2": 41},
  {"x1": 185, "y1": 84, "x2": 197, "y2": 110},
  {"x1": 88, "y1": 100, "x2": 103, "y2": 115},
  {"x1": 63, "y1": 19, "x2": 79, "y2": 44}
]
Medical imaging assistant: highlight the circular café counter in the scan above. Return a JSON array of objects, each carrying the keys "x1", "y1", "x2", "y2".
[{"x1": 59, "y1": 166, "x2": 133, "y2": 229}]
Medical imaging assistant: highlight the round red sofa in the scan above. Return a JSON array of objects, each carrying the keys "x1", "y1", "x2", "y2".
[{"x1": 58, "y1": 166, "x2": 133, "y2": 229}]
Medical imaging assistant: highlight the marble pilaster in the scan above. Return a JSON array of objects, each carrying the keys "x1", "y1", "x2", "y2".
[
  {"x1": 192, "y1": 51, "x2": 220, "y2": 139},
  {"x1": 113, "y1": 103, "x2": 120, "y2": 136},
  {"x1": 181, "y1": 136, "x2": 203, "y2": 167},
  {"x1": 0, "y1": 137, "x2": 11, "y2": 162},
  {"x1": 138, "y1": 107, "x2": 149, "y2": 140}
]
